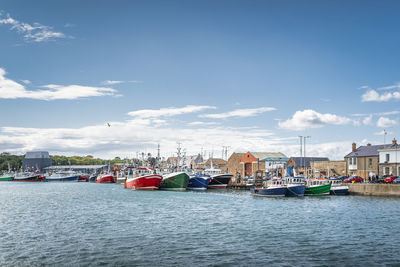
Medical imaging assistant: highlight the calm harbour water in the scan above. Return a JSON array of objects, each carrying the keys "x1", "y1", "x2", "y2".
[{"x1": 0, "y1": 182, "x2": 400, "y2": 266}]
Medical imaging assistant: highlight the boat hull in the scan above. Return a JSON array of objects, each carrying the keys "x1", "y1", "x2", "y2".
[
  {"x1": 251, "y1": 187, "x2": 287, "y2": 197},
  {"x1": 160, "y1": 172, "x2": 189, "y2": 191},
  {"x1": 46, "y1": 175, "x2": 80, "y2": 182},
  {"x1": 208, "y1": 174, "x2": 232, "y2": 189},
  {"x1": 125, "y1": 175, "x2": 162, "y2": 190},
  {"x1": 14, "y1": 173, "x2": 43, "y2": 182},
  {"x1": 286, "y1": 185, "x2": 306, "y2": 197},
  {"x1": 330, "y1": 186, "x2": 349, "y2": 195},
  {"x1": 0, "y1": 176, "x2": 13, "y2": 181},
  {"x1": 305, "y1": 183, "x2": 332, "y2": 196},
  {"x1": 96, "y1": 175, "x2": 115, "y2": 183},
  {"x1": 188, "y1": 175, "x2": 210, "y2": 190}
]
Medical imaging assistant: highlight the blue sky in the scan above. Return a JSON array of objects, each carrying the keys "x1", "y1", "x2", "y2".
[{"x1": 0, "y1": 0, "x2": 399, "y2": 159}]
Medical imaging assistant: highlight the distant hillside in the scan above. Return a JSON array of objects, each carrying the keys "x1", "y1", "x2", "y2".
[{"x1": 0, "y1": 153, "x2": 128, "y2": 171}]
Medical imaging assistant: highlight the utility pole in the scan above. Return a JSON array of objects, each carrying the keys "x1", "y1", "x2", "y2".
[
  {"x1": 304, "y1": 136, "x2": 311, "y2": 178},
  {"x1": 299, "y1": 136, "x2": 303, "y2": 175},
  {"x1": 222, "y1": 146, "x2": 230, "y2": 160}
]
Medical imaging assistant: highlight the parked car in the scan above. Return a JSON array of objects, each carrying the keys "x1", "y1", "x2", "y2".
[
  {"x1": 384, "y1": 176, "x2": 398, "y2": 183},
  {"x1": 337, "y1": 176, "x2": 348, "y2": 181},
  {"x1": 393, "y1": 177, "x2": 400, "y2": 184},
  {"x1": 378, "y1": 175, "x2": 391, "y2": 183},
  {"x1": 343, "y1": 176, "x2": 363, "y2": 183}
]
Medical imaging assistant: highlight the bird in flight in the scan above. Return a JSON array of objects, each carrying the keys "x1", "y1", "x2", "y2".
[{"x1": 107, "y1": 123, "x2": 111, "y2": 127}]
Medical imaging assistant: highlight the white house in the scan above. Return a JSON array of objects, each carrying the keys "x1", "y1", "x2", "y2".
[{"x1": 378, "y1": 139, "x2": 400, "y2": 176}]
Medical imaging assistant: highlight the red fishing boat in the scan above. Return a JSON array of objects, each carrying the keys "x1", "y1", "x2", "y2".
[
  {"x1": 78, "y1": 174, "x2": 89, "y2": 182},
  {"x1": 124, "y1": 168, "x2": 162, "y2": 190},
  {"x1": 96, "y1": 172, "x2": 115, "y2": 183}
]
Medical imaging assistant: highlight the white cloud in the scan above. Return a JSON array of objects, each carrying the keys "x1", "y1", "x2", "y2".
[
  {"x1": 362, "y1": 115, "x2": 373, "y2": 126},
  {"x1": 278, "y1": 109, "x2": 354, "y2": 131},
  {"x1": 101, "y1": 80, "x2": 124, "y2": 85},
  {"x1": 21, "y1": 79, "x2": 31, "y2": 84},
  {"x1": 378, "y1": 83, "x2": 400, "y2": 91},
  {"x1": 376, "y1": 117, "x2": 397, "y2": 128},
  {"x1": 0, "y1": 112, "x2": 354, "y2": 160},
  {"x1": 0, "y1": 12, "x2": 66, "y2": 42},
  {"x1": 0, "y1": 68, "x2": 116, "y2": 100},
  {"x1": 361, "y1": 89, "x2": 400, "y2": 102},
  {"x1": 128, "y1": 105, "x2": 216, "y2": 119},
  {"x1": 200, "y1": 107, "x2": 276, "y2": 119},
  {"x1": 188, "y1": 121, "x2": 219, "y2": 126}
]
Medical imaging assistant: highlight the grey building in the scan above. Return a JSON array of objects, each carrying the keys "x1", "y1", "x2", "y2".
[{"x1": 22, "y1": 151, "x2": 52, "y2": 171}]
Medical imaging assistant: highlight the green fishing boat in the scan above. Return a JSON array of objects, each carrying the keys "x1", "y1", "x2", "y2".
[
  {"x1": 0, "y1": 173, "x2": 14, "y2": 181},
  {"x1": 160, "y1": 172, "x2": 189, "y2": 191},
  {"x1": 305, "y1": 179, "x2": 331, "y2": 196}
]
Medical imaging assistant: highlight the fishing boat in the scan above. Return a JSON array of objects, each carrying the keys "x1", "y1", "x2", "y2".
[
  {"x1": 305, "y1": 178, "x2": 332, "y2": 196},
  {"x1": 188, "y1": 174, "x2": 211, "y2": 190},
  {"x1": 14, "y1": 171, "x2": 43, "y2": 182},
  {"x1": 78, "y1": 174, "x2": 89, "y2": 182},
  {"x1": 160, "y1": 172, "x2": 189, "y2": 191},
  {"x1": 0, "y1": 163, "x2": 14, "y2": 181},
  {"x1": 46, "y1": 171, "x2": 81, "y2": 182},
  {"x1": 329, "y1": 178, "x2": 349, "y2": 195},
  {"x1": 96, "y1": 171, "x2": 116, "y2": 183},
  {"x1": 250, "y1": 178, "x2": 287, "y2": 197},
  {"x1": 0, "y1": 173, "x2": 14, "y2": 181},
  {"x1": 205, "y1": 166, "x2": 233, "y2": 189},
  {"x1": 124, "y1": 168, "x2": 162, "y2": 190},
  {"x1": 284, "y1": 176, "x2": 306, "y2": 197}
]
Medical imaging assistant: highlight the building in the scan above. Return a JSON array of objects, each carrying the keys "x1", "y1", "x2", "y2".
[
  {"x1": 345, "y1": 142, "x2": 392, "y2": 179},
  {"x1": 239, "y1": 152, "x2": 289, "y2": 177},
  {"x1": 198, "y1": 158, "x2": 228, "y2": 172},
  {"x1": 310, "y1": 160, "x2": 346, "y2": 177},
  {"x1": 22, "y1": 151, "x2": 52, "y2": 171},
  {"x1": 227, "y1": 153, "x2": 245, "y2": 177},
  {"x1": 44, "y1": 165, "x2": 108, "y2": 174},
  {"x1": 286, "y1": 157, "x2": 329, "y2": 177},
  {"x1": 378, "y1": 139, "x2": 400, "y2": 176}
]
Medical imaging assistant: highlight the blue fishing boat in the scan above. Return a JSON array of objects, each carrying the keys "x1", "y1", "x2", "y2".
[
  {"x1": 329, "y1": 178, "x2": 349, "y2": 195},
  {"x1": 45, "y1": 171, "x2": 81, "y2": 182},
  {"x1": 250, "y1": 179, "x2": 287, "y2": 197},
  {"x1": 188, "y1": 174, "x2": 211, "y2": 190},
  {"x1": 284, "y1": 176, "x2": 306, "y2": 197}
]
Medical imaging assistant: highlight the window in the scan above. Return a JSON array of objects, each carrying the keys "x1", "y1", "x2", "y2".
[
  {"x1": 385, "y1": 167, "x2": 390, "y2": 175},
  {"x1": 368, "y1": 158, "x2": 372, "y2": 167},
  {"x1": 386, "y1": 154, "x2": 390, "y2": 162}
]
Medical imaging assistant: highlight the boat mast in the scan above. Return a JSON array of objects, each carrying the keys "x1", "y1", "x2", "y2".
[
  {"x1": 299, "y1": 136, "x2": 303, "y2": 176},
  {"x1": 177, "y1": 142, "x2": 182, "y2": 171}
]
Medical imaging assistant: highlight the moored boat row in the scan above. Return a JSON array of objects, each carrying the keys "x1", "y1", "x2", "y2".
[{"x1": 250, "y1": 177, "x2": 348, "y2": 197}]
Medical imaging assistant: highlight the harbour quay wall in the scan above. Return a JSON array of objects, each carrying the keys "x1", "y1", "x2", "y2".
[{"x1": 348, "y1": 183, "x2": 400, "y2": 197}]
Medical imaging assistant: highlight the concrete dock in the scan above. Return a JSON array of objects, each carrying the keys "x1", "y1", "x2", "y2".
[{"x1": 348, "y1": 183, "x2": 400, "y2": 197}]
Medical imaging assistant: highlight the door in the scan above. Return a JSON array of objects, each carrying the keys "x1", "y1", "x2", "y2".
[{"x1": 245, "y1": 163, "x2": 252, "y2": 177}]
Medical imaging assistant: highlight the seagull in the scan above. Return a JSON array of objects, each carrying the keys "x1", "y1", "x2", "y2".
[{"x1": 107, "y1": 123, "x2": 111, "y2": 127}]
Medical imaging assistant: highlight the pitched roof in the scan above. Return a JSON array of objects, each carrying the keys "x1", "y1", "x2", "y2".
[
  {"x1": 290, "y1": 157, "x2": 329, "y2": 167},
  {"x1": 250, "y1": 152, "x2": 289, "y2": 162},
  {"x1": 345, "y1": 144, "x2": 392, "y2": 158}
]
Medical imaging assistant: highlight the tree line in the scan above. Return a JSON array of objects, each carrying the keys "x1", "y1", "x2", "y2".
[{"x1": 0, "y1": 153, "x2": 133, "y2": 171}]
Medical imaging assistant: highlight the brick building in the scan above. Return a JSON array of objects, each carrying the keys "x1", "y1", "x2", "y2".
[
  {"x1": 239, "y1": 152, "x2": 288, "y2": 177},
  {"x1": 286, "y1": 157, "x2": 329, "y2": 177},
  {"x1": 227, "y1": 153, "x2": 245, "y2": 177},
  {"x1": 310, "y1": 160, "x2": 346, "y2": 177}
]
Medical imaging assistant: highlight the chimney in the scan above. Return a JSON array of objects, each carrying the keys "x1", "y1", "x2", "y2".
[
  {"x1": 352, "y1": 143, "x2": 356, "y2": 152},
  {"x1": 393, "y1": 138, "x2": 397, "y2": 145}
]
